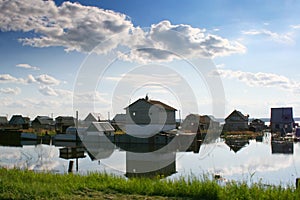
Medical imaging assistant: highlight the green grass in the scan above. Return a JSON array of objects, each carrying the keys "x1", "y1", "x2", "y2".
[{"x1": 0, "y1": 168, "x2": 299, "y2": 200}]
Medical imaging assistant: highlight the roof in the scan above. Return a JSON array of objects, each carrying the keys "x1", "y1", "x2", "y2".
[
  {"x1": 271, "y1": 107, "x2": 294, "y2": 123},
  {"x1": 84, "y1": 113, "x2": 103, "y2": 122},
  {"x1": 55, "y1": 116, "x2": 75, "y2": 124},
  {"x1": 225, "y1": 110, "x2": 248, "y2": 121},
  {"x1": 112, "y1": 114, "x2": 126, "y2": 122},
  {"x1": 125, "y1": 98, "x2": 177, "y2": 111},
  {"x1": 34, "y1": 116, "x2": 54, "y2": 125},
  {"x1": 87, "y1": 122, "x2": 115, "y2": 132}
]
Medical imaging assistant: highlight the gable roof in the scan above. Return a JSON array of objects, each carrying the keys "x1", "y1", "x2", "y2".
[
  {"x1": 84, "y1": 113, "x2": 103, "y2": 122},
  {"x1": 225, "y1": 110, "x2": 248, "y2": 121},
  {"x1": 33, "y1": 116, "x2": 54, "y2": 124},
  {"x1": 125, "y1": 98, "x2": 177, "y2": 111}
]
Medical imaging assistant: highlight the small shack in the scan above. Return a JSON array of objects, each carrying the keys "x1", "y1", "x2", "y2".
[{"x1": 9, "y1": 115, "x2": 30, "y2": 129}]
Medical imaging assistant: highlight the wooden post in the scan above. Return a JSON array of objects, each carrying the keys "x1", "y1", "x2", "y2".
[
  {"x1": 296, "y1": 178, "x2": 300, "y2": 189},
  {"x1": 68, "y1": 160, "x2": 74, "y2": 173}
]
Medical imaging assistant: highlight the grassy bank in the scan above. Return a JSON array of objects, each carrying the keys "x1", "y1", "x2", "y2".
[{"x1": 0, "y1": 168, "x2": 299, "y2": 200}]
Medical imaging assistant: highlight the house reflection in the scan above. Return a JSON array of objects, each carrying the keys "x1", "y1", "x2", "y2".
[
  {"x1": 125, "y1": 151, "x2": 176, "y2": 178},
  {"x1": 271, "y1": 140, "x2": 294, "y2": 154},
  {"x1": 225, "y1": 138, "x2": 249, "y2": 153}
]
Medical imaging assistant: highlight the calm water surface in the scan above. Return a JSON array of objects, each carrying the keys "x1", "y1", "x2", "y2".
[{"x1": 1, "y1": 133, "x2": 299, "y2": 186}]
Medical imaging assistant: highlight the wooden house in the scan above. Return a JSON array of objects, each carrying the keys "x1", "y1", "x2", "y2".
[
  {"x1": 223, "y1": 110, "x2": 249, "y2": 131},
  {"x1": 124, "y1": 96, "x2": 177, "y2": 136},
  {"x1": 55, "y1": 116, "x2": 75, "y2": 134},
  {"x1": 9, "y1": 115, "x2": 30, "y2": 129},
  {"x1": 31, "y1": 116, "x2": 55, "y2": 130},
  {"x1": 181, "y1": 114, "x2": 220, "y2": 134},
  {"x1": 270, "y1": 107, "x2": 294, "y2": 135},
  {"x1": 249, "y1": 119, "x2": 265, "y2": 132}
]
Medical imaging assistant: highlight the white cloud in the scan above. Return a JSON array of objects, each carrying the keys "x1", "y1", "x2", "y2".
[
  {"x1": 38, "y1": 86, "x2": 72, "y2": 97},
  {"x1": 16, "y1": 63, "x2": 40, "y2": 70},
  {"x1": 290, "y1": 24, "x2": 300, "y2": 29},
  {"x1": 242, "y1": 29, "x2": 293, "y2": 44},
  {"x1": 0, "y1": 0, "x2": 246, "y2": 63},
  {"x1": 120, "y1": 21, "x2": 246, "y2": 63},
  {"x1": 213, "y1": 68, "x2": 300, "y2": 93},
  {"x1": 0, "y1": 87, "x2": 21, "y2": 95},
  {"x1": 0, "y1": 74, "x2": 18, "y2": 83},
  {"x1": 35, "y1": 74, "x2": 60, "y2": 85},
  {"x1": 0, "y1": 0, "x2": 132, "y2": 53}
]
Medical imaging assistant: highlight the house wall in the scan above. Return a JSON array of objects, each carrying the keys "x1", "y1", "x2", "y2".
[
  {"x1": 224, "y1": 112, "x2": 248, "y2": 131},
  {"x1": 270, "y1": 108, "x2": 294, "y2": 134},
  {"x1": 126, "y1": 100, "x2": 176, "y2": 125}
]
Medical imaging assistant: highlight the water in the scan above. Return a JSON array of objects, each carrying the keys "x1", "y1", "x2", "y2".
[{"x1": 1, "y1": 133, "x2": 299, "y2": 186}]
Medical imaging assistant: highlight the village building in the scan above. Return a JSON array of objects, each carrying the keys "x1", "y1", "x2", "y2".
[
  {"x1": 249, "y1": 119, "x2": 266, "y2": 132},
  {"x1": 223, "y1": 110, "x2": 249, "y2": 131},
  {"x1": 31, "y1": 116, "x2": 55, "y2": 130},
  {"x1": 9, "y1": 115, "x2": 30, "y2": 129},
  {"x1": 124, "y1": 95, "x2": 177, "y2": 136},
  {"x1": 55, "y1": 116, "x2": 75, "y2": 134},
  {"x1": 270, "y1": 107, "x2": 294, "y2": 135},
  {"x1": 181, "y1": 114, "x2": 220, "y2": 135},
  {"x1": 0, "y1": 116, "x2": 8, "y2": 126}
]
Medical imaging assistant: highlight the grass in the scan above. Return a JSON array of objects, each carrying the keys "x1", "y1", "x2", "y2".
[{"x1": 0, "y1": 168, "x2": 299, "y2": 200}]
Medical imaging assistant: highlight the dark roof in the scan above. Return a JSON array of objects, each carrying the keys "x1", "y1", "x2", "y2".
[
  {"x1": 270, "y1": 107, "x2": 294, "y2": 123},
  {"x1": 9, "y1": 115, "x2": 29, "y2": 125},
  {"x1": 34, "y1": 116, "x2": 54, "y2": 125},
  {"x1": 55, "y1": 116, "x2": 75, "y2": 124},
  {"x1": 225, "y1": 110, "x2": 248, "y2": 121},
  {"x1": 125, "y1": 98, "x2": 177, "y2": 111}
]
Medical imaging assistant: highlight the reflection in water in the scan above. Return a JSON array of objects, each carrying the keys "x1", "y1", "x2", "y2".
[{"x1": 1, "y1": 132, "x2": 300, "y2": 185}]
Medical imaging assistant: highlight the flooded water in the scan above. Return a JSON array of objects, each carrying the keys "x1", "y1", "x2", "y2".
[{"x1": 1, "y1": 132, "x2": 299, "y2": 186}]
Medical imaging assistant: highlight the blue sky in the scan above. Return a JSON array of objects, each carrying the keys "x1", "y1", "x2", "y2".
[{"x1": 1, "y1": 0, "x2": 300, "y2": 120}]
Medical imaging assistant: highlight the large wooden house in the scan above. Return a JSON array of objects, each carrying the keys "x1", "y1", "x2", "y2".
[
  {"x1": 223, "y1": 110, "x2": 249, "y2": 131},
  {"x1": 124, "y1": 96, "x2": 177, "y2": 137}
]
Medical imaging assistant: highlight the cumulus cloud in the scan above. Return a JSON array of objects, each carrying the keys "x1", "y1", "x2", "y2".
[
  {"x1": 16, "y1": 63, "x2": 40, "y2": 70},
  {"x1": 0, "y1": 87, "x2": 21, "y2": 95},
  {"x1": 242, "y1": 29, "x2": 293, "y2": 44},
  {"x1": 38, "y1": 86, "x2": 72, "y2": 97},
  {"x1": 0, "y1": 74, "x2": 18, "y2": 83},
  {"x1": 0, "y1": 0, "x2": 246, "y2": 63},
  {"x1": 35, "y1": 74, "x2": 60, "y2": 85},
  {"x1": 213, "y1": 69, "x2": 300, "y2": 93},
  {"x1": 0, "y1": 0, "x2": 132, "y2": 53},
  {"x1": 0, "y1": 73, "x2": 60, "y2": 85}
]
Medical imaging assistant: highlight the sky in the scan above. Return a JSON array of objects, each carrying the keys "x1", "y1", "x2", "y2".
[{"x1": 1, "y1": 0, "x2": 300, "y2": 120}]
